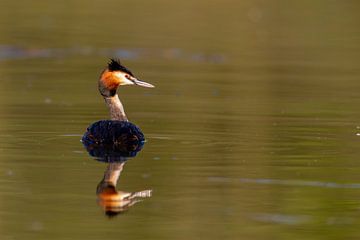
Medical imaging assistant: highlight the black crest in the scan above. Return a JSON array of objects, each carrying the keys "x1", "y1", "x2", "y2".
[{"x1": 107, "y1": 59, "x2": 134, "y2": 76}]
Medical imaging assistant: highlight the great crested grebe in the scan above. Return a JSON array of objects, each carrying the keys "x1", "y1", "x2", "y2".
[{"x1": 82, "y1": 59, "x2": 154, "y2": 147}]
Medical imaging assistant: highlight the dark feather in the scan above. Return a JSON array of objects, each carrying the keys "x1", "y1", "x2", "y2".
[
  {"x1": 107, "y1": 59, "x2": 134, "y2": 76},
  {"x1": 82, "y1": 120, "x2": 145, "y2": 161}
]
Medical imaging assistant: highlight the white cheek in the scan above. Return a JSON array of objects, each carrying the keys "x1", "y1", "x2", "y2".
[
  {"x1": 114, "y1": 72, "x2": 134, "y2": 85},
  {"x1": 122, "y1": 78, "x2": 135, "y2": 85}
]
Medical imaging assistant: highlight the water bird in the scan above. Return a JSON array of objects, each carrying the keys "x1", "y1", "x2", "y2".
[{"x1": 82, "y1": 59, "x2": 154, "y2": 149}]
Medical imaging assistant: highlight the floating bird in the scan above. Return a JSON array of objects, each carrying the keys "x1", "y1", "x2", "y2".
[{"x1": 82, "y1": 59, "x2": 154, "y2": 149}]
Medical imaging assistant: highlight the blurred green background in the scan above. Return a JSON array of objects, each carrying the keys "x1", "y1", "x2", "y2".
[{"x1": 1, "y1": 1, "x2": 360, "y2": 239}]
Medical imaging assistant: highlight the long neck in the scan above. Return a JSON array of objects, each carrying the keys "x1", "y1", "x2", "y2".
[
  {"x1": 103, "y1": 162, "x2": 126, "y2": 187},
  {"x1": 104, "y1": 94, "x2": 128, "y2": 121}
]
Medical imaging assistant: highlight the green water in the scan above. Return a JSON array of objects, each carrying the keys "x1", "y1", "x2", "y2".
[{"x1": 1, "y1": 1, "x2": 360, "y2": 239}]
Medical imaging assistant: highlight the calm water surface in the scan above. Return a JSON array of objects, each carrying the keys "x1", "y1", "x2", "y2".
[{"x1": 1, "y1": 1, "x2": 360, "y2": 239}]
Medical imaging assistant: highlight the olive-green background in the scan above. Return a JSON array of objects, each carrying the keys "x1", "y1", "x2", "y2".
[{"x1": 1, "y1": 1, "x2": 360, "y2": 239}]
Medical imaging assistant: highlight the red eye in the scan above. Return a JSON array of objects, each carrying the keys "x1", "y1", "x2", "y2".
[{"x1": 125, "y1": 75, "x2": 131, "y2": 79}]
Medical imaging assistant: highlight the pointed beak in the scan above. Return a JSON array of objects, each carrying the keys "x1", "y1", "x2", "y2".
[{"x1": 132, "y1": 78, "x2": 155, "y2": 88}]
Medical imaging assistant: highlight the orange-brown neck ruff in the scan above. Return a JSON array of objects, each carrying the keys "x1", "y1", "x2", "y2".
[{"x1": 100, "y1": 70, "x2": 120, "y2": 93}]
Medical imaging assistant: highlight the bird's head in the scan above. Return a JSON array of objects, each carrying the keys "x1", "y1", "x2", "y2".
[{"x1": 99, "y1": 59, "x2": 154, "y2": 97}]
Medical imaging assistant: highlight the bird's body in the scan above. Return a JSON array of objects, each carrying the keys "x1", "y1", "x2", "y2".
[
  {"x1": 82, "y1": 59, "x2": 154, "y2": 150},
  {"x1": 82, "y1": 120, "x2": 144, "y2": 146}
]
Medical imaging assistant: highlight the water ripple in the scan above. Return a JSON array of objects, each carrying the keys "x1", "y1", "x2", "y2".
[
  {"x1": 0, "y1": 45, "x2": 226, "y2": 64},
  {"x1": 208, "y1": 177, "x2": 360, "y2": 189},
  {"x1": 252, "y1": 213, "x2": 310, "y2": 225}
]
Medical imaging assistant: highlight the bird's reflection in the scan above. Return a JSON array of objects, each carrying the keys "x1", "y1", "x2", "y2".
[{"x1": 83, "y1": 139, "x2": 152, "y2": 217}]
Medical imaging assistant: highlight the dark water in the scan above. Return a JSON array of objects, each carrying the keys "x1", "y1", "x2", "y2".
[{"x1": 1, "y1": 1, "x2": 360, "y2": 239}]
